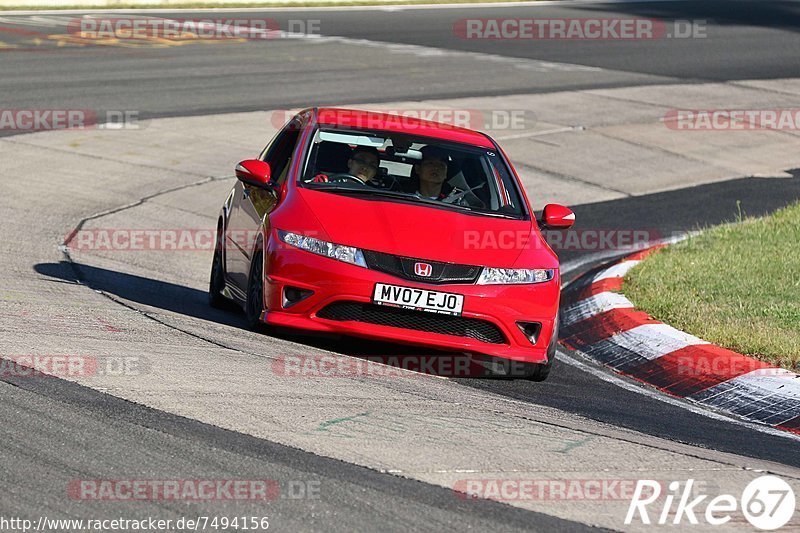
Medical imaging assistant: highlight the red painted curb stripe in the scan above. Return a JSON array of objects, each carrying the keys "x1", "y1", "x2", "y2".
[
  {"x1": 561, "y1": 242, "x2": 799, "y2": 435},
  {"x1": 777, "y1": 416, "x2": 800, "y2": 435},
  {"x1": 626, "y1": 244, "x2": 666, "y2": 261},
  {"x1": 565, "y1": 277, "x2": 624, "y2": 306},
  {"x1": 561, "y1": 308, "x2": 660, "y2": 349},
  {"x1": 622, "y1": 344, "x2": 773, "y2": 397}
]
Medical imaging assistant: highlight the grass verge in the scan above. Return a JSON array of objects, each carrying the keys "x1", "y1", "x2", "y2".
[{"x1": 623, "y1": 201, "x2": 800, "y2": 371}]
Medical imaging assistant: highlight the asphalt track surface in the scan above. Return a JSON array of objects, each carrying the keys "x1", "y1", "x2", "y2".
[
  {"x1": 1, "y1": 1, "x2": 800, "y2": 121},
  {"x1": 0, "y1": 370, "x2": 581, "y2": 532},
  {"x1": 2, "y1": 1, "x2": 800, "y2": 531}
]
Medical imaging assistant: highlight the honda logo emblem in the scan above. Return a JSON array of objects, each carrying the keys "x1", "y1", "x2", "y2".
[{"x1": 414, "y1": 262, "x2": 432, "y2": 277}]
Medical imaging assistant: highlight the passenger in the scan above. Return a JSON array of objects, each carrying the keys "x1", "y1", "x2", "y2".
[
  {"x1": 313, "y1": 146, "x2": 380, "y2": 184},
  {"x1": 413, "y1": 145, "x2": 452, "y2": 199}
]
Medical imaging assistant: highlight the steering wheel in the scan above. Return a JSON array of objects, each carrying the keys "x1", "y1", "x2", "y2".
[{"x1": 327, "y1": 173, "x2": 366, "y2": 185}]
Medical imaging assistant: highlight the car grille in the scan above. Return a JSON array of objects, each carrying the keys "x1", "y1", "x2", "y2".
[
  {"x1": 362, "y1": 250, "x2": 482, "y2": 284},
  {"x1": 316, "y1": 301, "x2": 506, "y2": 344}
]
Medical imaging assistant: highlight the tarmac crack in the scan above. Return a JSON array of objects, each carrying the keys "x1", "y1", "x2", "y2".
[{"x1": 56, "y1": 174, "x2": 270, "y2": 358}]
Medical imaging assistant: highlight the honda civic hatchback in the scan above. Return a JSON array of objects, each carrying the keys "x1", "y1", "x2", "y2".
[{"x1": 209, "y1": 108, "x2": 574, "y2": 380}]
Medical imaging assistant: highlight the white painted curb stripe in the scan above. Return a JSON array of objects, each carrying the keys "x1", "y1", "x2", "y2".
[
  {"x1": 561, "y1": 260, "x2": 640, "y2": 328},
  {"x1": 562, "y1": 291, "x2": 633, "y2": 327},
  {"x1": 690, "y1": 369, "x2": 800, "y2": 426},
  {"x1": 557, "y1": 347, "x2": 800, "y2": 442},
  {"x1": 602, "y1": 323, "x2": 708, "y2": 361},
  {"x1": 561, "y1": 248, "x2": 800, "y2": 433},
  {"x1": 592, "y1": 259, "x2": 640, "y2": 283},
  {"x1": 563, "y1": 258, "x2": 639, "y2": 299},
  {"x1": 580, "y1": 323, "x2": 707, "y2": 371}
]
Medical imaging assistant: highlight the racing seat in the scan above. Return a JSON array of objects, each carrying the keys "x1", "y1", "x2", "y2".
[
  {"x1": 455, "y1": 157, "x2": 491, "y2": 208},
  {"x1": 314, "y1": 141, "x2": 352, "y2": 176}
]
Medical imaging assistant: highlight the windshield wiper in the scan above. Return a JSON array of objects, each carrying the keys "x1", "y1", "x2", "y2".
[
  {"x1": 323, "y1": 187, "x2": 430, "y2": 202},
  {"x1": 334, "y1": 188, "x2": 491, "y2": 212}
]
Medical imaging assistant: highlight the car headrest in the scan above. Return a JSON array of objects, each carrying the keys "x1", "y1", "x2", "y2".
[{"x1": 315, "y1": 141, "x2": 352, "y2": 173}]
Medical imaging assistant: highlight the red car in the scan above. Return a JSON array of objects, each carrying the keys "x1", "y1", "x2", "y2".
[{"x1": 209, "y1": 108, "x2": 574, "y2": 380}]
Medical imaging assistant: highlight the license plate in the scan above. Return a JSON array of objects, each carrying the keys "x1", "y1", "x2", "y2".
[{"x1": 372, "y1": 283, "x2": 464, "y2": 316}]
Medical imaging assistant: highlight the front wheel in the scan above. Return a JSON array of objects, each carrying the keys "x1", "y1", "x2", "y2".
[
  {"x1": 245, "y1": 250, "x2": 265, "y2": 329},
  {"x1": 208, "y1": 226, "x2": 227, "y2": 308},
  {"x1": 524, "y1": 316, "x2": 559, "y2": 382},
  {"x1": 523, "y1": 354, "x2": 553, "y2": 382}
]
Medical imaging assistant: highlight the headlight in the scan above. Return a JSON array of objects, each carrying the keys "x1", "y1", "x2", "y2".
[
  {"x1": 477, "y1": 268, "x2": 554, "y2": 285},
  {"x1": 277, "y1": 230, "x2": 367, "y2": 268}
]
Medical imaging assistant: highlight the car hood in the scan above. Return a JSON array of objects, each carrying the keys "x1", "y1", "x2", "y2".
[{"x1": 295, "y1": 188, "x2": 557, "y2": 268}]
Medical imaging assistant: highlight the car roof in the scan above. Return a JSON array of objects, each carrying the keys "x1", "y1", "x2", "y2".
[{"x1": 313, "y1": 107, "x2": 495, "y2": 149}]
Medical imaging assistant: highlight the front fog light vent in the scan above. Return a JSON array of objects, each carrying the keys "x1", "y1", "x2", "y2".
[
  {"x1": 517, "y1": 322, "x2": 542, "y2": 345},
  {"x1": 282, "y1": 286, "x2": 313, "y2": 308}
]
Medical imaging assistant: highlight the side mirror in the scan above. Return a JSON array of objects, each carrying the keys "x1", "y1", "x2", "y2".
[
  {"x1": 235, "y1": 159, "x2": 273, "y2": 189},
  {"x1": 540, "y1": 204, "x2": 575, "y2": 229}
]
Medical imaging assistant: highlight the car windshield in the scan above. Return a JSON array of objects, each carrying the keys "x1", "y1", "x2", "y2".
[{"x1": 298, "y1": 128, "x2": 527, "y2": 218}]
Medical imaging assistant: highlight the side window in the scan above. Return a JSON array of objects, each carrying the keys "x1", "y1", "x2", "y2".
[
  {"x1": 261, "y1": 123, "x2": 302, "y2": 185},
  {"x1": 487, "y1": 153, "x2": 525, "y2": 216}
]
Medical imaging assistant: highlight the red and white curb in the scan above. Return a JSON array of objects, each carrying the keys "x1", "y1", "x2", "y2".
[{"x1": 560, "y1": 245, "x2": 800, "y2": 435}]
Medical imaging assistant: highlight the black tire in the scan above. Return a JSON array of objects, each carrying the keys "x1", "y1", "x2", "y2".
[
  {"x1": 208, "y1": 225, "x2": 227, "y2": 308},
  {"x1": 245, "y1": 249, "x2": 265, "y2": 329},
  {"x1": 524, "y1": 354, "x2": 553, "y2": 382},
  {"x1": 525, "y1": 316, "x2": 559, "y2": 382}
]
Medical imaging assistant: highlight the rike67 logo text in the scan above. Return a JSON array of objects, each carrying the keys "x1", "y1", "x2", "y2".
[{"x1": 626, "y1": 476, "x2": 795, "y2": 530}]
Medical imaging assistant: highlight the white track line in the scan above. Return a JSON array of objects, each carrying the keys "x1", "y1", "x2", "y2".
[
  {"x1": 0, "y1": 0, "x2": 698, "y2": 16},
  {"x1": 129, "y1": 15, "x2": 604, "y2": 73}
]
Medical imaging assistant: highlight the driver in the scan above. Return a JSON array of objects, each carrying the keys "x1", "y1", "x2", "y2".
[{"x1": 313, "y1": 146, "x2": 380, "y2": 184}]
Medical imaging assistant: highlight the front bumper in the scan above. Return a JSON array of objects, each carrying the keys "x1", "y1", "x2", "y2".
[{"x1": 262, "y1": 240, "x2": 560, "y2": 364}]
